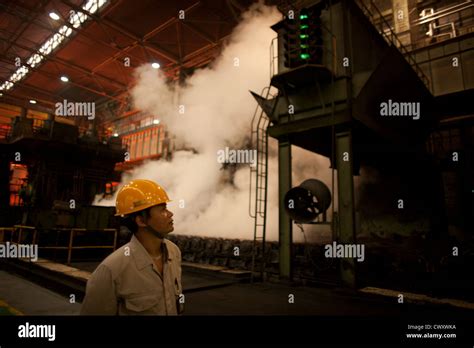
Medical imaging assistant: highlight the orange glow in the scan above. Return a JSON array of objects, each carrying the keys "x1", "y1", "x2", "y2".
[{"x1": 9, "y1": 163, "x2": 28, "y2": 206}]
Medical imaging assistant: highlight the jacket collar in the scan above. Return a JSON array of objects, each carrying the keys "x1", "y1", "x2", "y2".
[{"x1": 130, "y1": 234, "x2": 172, "y2": 270}]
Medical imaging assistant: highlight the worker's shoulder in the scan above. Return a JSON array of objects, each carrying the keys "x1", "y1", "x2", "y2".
[
  {"x1": 164, "y1": 239, "x2": 181, "y2": 256},
  {"x1": 96, "y1": 242, "x2": 133, "y2": 278}
]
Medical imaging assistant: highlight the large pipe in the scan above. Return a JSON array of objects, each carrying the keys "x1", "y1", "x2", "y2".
[{"x1": 414, "y1": 1, "x2": 473, "y2": 25}]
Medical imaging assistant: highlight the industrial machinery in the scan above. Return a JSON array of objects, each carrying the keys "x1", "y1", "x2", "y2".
[
  {"x1": 284, "y1": 179, "x2": 332, "y2": 224},
  {"x1": 248, "y1": 0, "x2": 473, "y2": 294}
]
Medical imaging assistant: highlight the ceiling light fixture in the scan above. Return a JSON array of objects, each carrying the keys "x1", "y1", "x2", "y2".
[
  {"x1": 151, "y1": 62, "x2": 160, "y2": 69},
  {"x1": 0, "y1": 0, "x2": 109, "y2": 92},
  {"x1": 60, "y1": 76, "x2": 69, "y2": 82},
  {"x1": 29, "y1": 100, "x2": 37, "y2": 104}
]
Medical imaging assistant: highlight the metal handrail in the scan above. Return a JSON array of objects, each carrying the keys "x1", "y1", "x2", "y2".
[
  {"x1": 355, "y1": 0, "x2": 431, "y2": 91},
  {"x1": 0, "y1": 227, "x2": 14, "y2": 242},
  {"x1": 2, "y1": 226, "x2": 118, "y2": 265},
  {"x1": 249, "y1": 84, "x2": 271, "y2": 281},
  {"x1": 249, "y1": 86, "x2": 271, "y2": 219}
]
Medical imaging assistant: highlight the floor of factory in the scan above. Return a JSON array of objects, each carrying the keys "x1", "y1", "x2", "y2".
[{"x1": 0, "y1": 263, "x2": 473, "y2": 316}]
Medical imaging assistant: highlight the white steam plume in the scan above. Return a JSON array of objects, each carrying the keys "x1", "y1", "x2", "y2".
[{"x1": 95, "y1": 3, "x2": 336, "y2": 242}]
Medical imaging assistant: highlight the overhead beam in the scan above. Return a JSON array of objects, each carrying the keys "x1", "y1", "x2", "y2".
[
  {"x1": 16, "y1": 84, "x2": 65, "y2": 102},
  {"x1": 1, "y1": 0, "x2": 50, "y2": 58},
  {"x1": 0, "y1": 58, "x2": 74, "y2": 102},
  {"x1": 1, "y1": 93, "x2": 57, "y2": 109},
  {"x1": 60, "y1": 0, "x2": 188, "y2": 64},
  {"x1": 181, "y1": 21, "x2": 218, "y2": 44},
  {"x1": 176, "y1": 22, "x2": 183, "y2": 62},
  {"x1": 143, "y1": 1, "x2": 202, "y2": 41},
  {"x1": 88, "y1": 1, "x2": 202, "y2": 74},
  {"x1": 0, "y1": 38, "x2": 128, "y2": 90},
  {"x1": 0, "y1": 57, "x2": 122, "y2": 103},
  {"x1": 0, "y1": 2, "x2": 147, "y2": 75}
]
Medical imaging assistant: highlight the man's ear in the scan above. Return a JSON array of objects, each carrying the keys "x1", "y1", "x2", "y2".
[{"x1": 135, "y1": 213, "x2": 147, "y2": 227}]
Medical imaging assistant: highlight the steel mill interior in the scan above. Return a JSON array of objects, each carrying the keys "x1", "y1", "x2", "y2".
[{"x1": 0, "y1": 0, "x2": 473, "y2": 327}]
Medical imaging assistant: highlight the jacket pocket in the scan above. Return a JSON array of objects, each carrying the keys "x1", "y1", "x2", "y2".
[{"x1": 123, "y1": 293, "x2": 161, "y2": 314}]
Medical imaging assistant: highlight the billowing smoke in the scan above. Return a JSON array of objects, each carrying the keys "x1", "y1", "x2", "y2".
[{"x1": 95, "y1": 3, "x2": 336, "y2": 242}]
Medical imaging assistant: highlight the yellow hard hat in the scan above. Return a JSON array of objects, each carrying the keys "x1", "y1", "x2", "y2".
[{"x1": 115, "y1": 179, "x2": 171, "y2": 216}]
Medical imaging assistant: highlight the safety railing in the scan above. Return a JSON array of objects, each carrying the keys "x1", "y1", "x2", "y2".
[
  {"x1": 0, "y1": 227, "x2": 14, "y2": 242},
  {"x1": 9, "y1": 225, "x2": 36, "y2": 244},
  {"x1": 354, "y1": 0, "x2": 431, "y2": 91},
  {"x1": 1, "y1": 225, "x2": 118, "y2": 265},
  {"x1": 249, "y1": 86, "x2": 271, "y2": 282}
]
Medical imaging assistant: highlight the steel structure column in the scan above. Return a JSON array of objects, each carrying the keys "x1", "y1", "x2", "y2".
[
  {"x1": 335, "y1": 130, "x2": 357, "y2": 288},
  {"x1": 278, "y1": 137, "x2": 292, "y2": 280}
]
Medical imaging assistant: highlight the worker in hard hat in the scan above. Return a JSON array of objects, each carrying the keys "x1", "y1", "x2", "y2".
[{"x1": 80, "y1": 179, "x2": 183, "y2": 315}]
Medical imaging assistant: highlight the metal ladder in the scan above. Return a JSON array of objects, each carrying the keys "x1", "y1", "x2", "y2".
[
  {"x1": 249, "y1": 86, "x2": 271, "y2": 282},
  {"x1": 354, "y1": 0, "x2": 431, "y2": 91}
]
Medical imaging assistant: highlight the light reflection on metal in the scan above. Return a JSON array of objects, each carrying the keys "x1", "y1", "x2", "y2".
[
  {"x1": 416, "y1": 1, "x2": 473, "y2": 24},
  {"x1": 415, "y1": 0, "x2": 473, "y2": 39}
]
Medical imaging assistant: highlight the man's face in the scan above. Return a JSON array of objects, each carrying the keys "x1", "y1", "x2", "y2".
[{"x1": 138, "y1": 204, "x2": 174, "y2": 237}]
